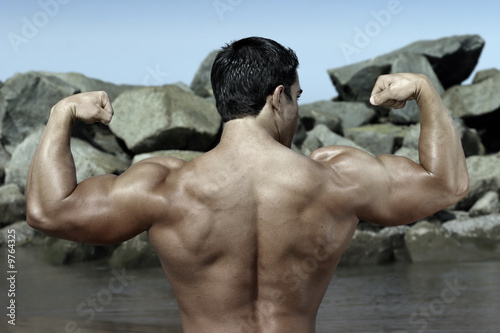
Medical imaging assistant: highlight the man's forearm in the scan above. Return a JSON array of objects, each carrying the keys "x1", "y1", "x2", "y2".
[
  {"x1": 26, "y1": 104, "x2": 78, "y2": 224},
  {"x1": 416, "y1": 75, "x2": 469, "y2": 196}
]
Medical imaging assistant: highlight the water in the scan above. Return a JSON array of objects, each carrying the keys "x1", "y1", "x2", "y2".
[{"x1": 1, "y1": 247, "x2": 499, "y2": 332}]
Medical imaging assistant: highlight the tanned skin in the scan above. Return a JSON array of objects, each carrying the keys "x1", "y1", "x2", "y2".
[{"x1": 26, "y1": 73, "x2": 469, "y2": 332}]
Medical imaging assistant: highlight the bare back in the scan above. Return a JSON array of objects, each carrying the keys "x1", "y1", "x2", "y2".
[
  {"x1": 26, "y1": 73, "x2": 468, "y2": 333},
  {"x1": 148, "y1": 140, "x2": 359, "y2": 332}
]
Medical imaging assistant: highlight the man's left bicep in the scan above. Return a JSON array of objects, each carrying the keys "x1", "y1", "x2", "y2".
[{"x1": 48, "y1": 173, "x2": 152, "y2": 245}]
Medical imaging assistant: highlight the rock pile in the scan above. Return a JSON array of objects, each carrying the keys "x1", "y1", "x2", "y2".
[{"x1": 1, "y1": 34, "x2": 499, "y2": 268}]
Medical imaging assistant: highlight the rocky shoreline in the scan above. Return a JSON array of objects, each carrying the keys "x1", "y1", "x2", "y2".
[{"x1": 1, "y1": 34, "x2": 499, "y2": 268}]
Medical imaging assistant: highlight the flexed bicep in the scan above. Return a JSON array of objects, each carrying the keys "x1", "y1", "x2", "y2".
[
  {"x1": 33, "y1": 159, "x2": 174, "y2": 245},
  {"x1": 312, "y1": 146, "x2": 460, "y2": 227},
  {"x1": 355, "y1": 153, "x2": 455, "y2": 226}
]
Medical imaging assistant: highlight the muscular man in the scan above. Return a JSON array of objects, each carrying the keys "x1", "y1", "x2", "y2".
[{"x1": 26, "y1": 37, "x2": 469, "y2": 332}]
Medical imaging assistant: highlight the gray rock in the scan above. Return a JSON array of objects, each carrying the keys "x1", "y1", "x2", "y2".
[
  {"x1": 442, "y1": 69, "x2": 500, "y2": 118},
  {"x1": 0, "y1": 72, "x2": 78, "y2": 153},
  {"x1": 455, "y1": 119, "x2": 485, "y2": 157},
  {"x1": 299, "y1": 100, "x2": 375, "y2": 133},
  {"x1": 109, "y1": 232, "x2": 160, "y2": 269},
  {"x1": 442, "y1": 69, "x2": 500, "y2": 153},
  {"x1": 38, "y1": 72, "x2": 145, "y2": 156},
  {"x1": 378, "y1": 226, "x2": 411, "y2": 262},
  {"x1": 110, "y1": 85, "x2": 221, "y2": 154},
  {"x1": 5, "y1": 126, "x2": 130, "y2": 192},
  {"x1": 72, "y1": 122, "x2": 131, "y2": 162},
  {"x1": 190, "y1": 50, "x2": 218, "y2": 98},
  {"x1": 38, "y1": 71, "x2": 138, "y2": 102},
  {"x1": 42, "y1": 238, "x2": 114, "y2": 265},
  {"x1": 400, "y1": 123, "x2": 420, "y2": 150},
  {"x1": 404, "y1": 221, "x2": 462, "y2": 263},
  {"x1": 472, "y1": 68, "x2": 500, "y2": 83},
  {"x1": 300, "y1": 124, "x2": 368, "y2": 156},
  {"x1": 389, "y1": 52, "x2": 445, "y2": 124},
  {"x1": 298, "y1": 101, "x2": 342, "y2": 133},
  {"x1": 5, "y1": 126, "x2": 44, "y2": 192},
  {"x1": 398, "y1": 35, "x2": 484, "y2": 89},
  {"x1": 401, "y1": 119, "x2": 484, "y2": 157},
  {"x1": 0, "y1": 143, "x2": 10, "y2": 184},
  {"x1": 405, "y1": 216, "x2": 500, "y2": 263},
  {"x1": 293, "y1": 122, "x2": 308, "y2": 147},
  {"x1": 0, "y1": 221, "x2": 44, "y2": 247},
  {"x1": 328, "y1": 35, "x2": 484, "y2": 102},
  {"x1": 0, "y1": 184, "x2": 26, "y2": 226},
  {"x1": 457, "y1": 152, "x2": 500, "y2": 210},
  {"x1": 469, "y1": 191, "x2": 500, "y2": 217},
  {"x1": 344, "y1": 123, "x2": 409, "y2": 156},
  {"x1": 132, "y1": 150, "x2": 204, "y2": 164},
  {"x1": 442, "y1": 215, "x2": 500, "y2": 260},
  {"x1": 34, "y1": 72, "x2": 143, "y2": 156},
  {"x1": 71, "y1": 137, "x2": 131, "y2": 183},
  {"x1": 340, "y1": 226, "x2": 409, "y2": 265}
]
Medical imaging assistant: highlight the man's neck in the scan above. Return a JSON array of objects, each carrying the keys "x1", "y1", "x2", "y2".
[{"x1": 219, "y1": 117, "x2": 280, "y2": 146}]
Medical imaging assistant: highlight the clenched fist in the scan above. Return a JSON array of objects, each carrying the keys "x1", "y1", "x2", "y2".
[
  {"x1": 51, "y1": 91, "x2": 114, "y2": 125},
  {"x1": 369, "y1": 73, "x2": 431, "y2": 109}
]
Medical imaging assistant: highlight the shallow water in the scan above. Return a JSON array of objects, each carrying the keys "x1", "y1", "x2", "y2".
[{"x1": 1, "y1": 247, "x2": 499, "y2": 332}]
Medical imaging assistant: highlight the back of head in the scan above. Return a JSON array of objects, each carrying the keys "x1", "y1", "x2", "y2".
[{"x1": 211, "y1": 37, "x2": 299, "y2": 122}]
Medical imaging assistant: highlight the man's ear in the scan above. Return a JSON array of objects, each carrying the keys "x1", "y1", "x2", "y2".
[{"x1": 271, "y1": 85, "x2": 285, "y2": 112}]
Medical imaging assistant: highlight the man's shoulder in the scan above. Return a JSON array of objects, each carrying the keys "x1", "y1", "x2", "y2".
[
  {"x1": 126, "y1": 156, "x2": 188, "y2": 184},
  {"x1": 308, "y1": 145, "x2": 370, "y2": 165},
  {"x1": 133, "y1": 155, "x2": 187, "y2": 170}
]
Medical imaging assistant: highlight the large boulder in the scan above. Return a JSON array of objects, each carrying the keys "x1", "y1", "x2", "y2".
[
  {"x1": 299, "y1": 100, "x2": 375, "y2": 133},
  {"x1": 190, "y1": 50, "x2": 218, "y2": 98},
  {"x1": 0, "y1": 143, "x2": 10, "y2": 184},
  {"x1": 328, "y1": 35, "x2": 484, "y2": 102},
  {"x1": 469, "y1": 191, "x2": 500, "y2": 217},
  {"x1": 405, "y1": 214, "x2": 500, "y2": 262},
  {"x1": 109, "y1": 85, "x2": 221, "y2": 154},
  {"x1": 0, "y1": 184, "x2": 26, "y2": 226},
  {"x1": 401, "y1": 118, "x2": 484, "y2": 158},
  {"x1": 344, "y1": 123, "x2": 409, "y2": 156},
  {"x1": 0, "y1": 72, "x2": 78, "y2": 152},
  {"x1": 457, "y1": 152, "x2": 500, "y2": 210},
  {"x1": 38, "y1": 72, "x2": 140, "y2": 156},
  {"x1": 443, "y1": 69, "x2": 500, "y2": 118},
  {"x1": 38, "y1": 71, "x2": 138, "y2": 102},
  {"x1": 300, "y1": 124, "x2": 368, "y2": 156},
  {"x1": 404, "y1": 221, "x2": 461, "y2": 263},
  {"x1": 405, "y1": 216, "x2": 500, "y2": 263},
  {"x1": 5, "y1": 127, "x2": 130, "y2": 192},
  {"x1": 443, "y1": 69, "x2": 500, "y2": 153},
  {"x1": 339, "y1": 226, "x2": 409, "y2": 265}
]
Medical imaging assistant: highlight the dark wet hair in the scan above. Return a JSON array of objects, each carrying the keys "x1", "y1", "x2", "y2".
[{"x1": 210, "y1": 37, "x2": 299, "y2": 122}]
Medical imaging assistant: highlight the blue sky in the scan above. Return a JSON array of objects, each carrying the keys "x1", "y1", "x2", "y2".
[{"x1": 1, "y1": 0, "x2": 499, "y2": 103}]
